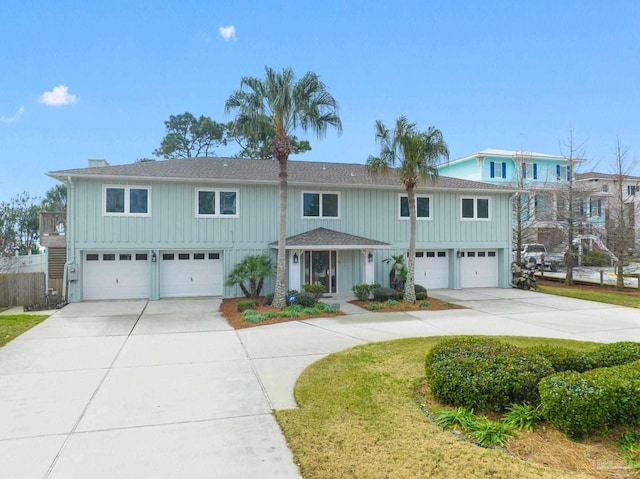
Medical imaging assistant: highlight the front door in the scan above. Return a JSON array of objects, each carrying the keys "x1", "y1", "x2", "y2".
[{"x1": 304, "y1": 250, "x2": 337, "y2": 294}]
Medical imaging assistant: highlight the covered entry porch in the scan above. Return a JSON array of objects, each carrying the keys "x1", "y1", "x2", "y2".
[{"x1": 271, "y1": 228, "x2": 390, "y2": 294}]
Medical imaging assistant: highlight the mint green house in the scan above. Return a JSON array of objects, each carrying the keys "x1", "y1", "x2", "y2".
[{"x1": 48, "y1": 157, "x2": 516, "y2": 302}]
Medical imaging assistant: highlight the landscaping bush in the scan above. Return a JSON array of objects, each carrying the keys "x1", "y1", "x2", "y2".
[
  {"x1": 415, "y1": 292, "x2": 428, "y2": 301},
  {"x1": 303, "y1": 283, "x2": 325, "y2": 299},
  {"x1": 425, "y1": 337, "x2": 554, "y2": 412},
  {"x1": 352, "y1": 283, "x2": 380, "y2": 300},
  {"x1": 414, "y1": 284, "x2": 427, "y2": 294},
  {"x1": 539, "y1": 360, "x2": 640, "y2": 439},
  {"x1": 585, "y1": 342, "x2": 640, "y2": 369},
  {"x1": 292, "y1": 291, "x2": 317, "y2": 307},
  {"x1": 237, "y1": 300, "x2": 258, "y2": 312},
  {"x1": 372, "y1": 287, "x2": 400, "y2": 302},
  {"x1": 527, "y1": 345, "x2": 591, "y2": 373},
  {"x1": 582, "y1": 249, "x2": 611, "y2": 267}
]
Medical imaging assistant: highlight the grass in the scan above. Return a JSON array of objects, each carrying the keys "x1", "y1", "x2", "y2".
[
  {"x1": 0, "y1": 314, "x2": 49, "y2": 347},
  {"x1": 537, "y1": 280, "x2": 640, "y2": 309},
  {"x1": 275, "y1": 336, "x2": 635, "y2": 479}
]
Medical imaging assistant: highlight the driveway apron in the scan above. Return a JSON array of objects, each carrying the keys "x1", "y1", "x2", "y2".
[{"x1": 1, "y1": 289, "x2": 640, "y2": 478}]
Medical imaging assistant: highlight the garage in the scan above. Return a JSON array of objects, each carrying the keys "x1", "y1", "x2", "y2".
[
  {"x1": 83, "y1": 252, "x2": 150, "y2": 300},
  {"x1": 461, "y1": 250, "x2": 499, "y2": 288},
  {"x1": 159, "y1": 251, "x2": 223, "y2": 298},
  {"x1": 414, "y1": 251, "x2": 449, "y2": 289}
]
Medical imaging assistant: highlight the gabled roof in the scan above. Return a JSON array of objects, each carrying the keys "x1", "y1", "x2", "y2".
[
  {"x1": 438, "y1": 149, "x2": 585, "y2": 168},
  {"x1": 576, "y1": 171, "x2": 640, "y2": 181},
  {"x1": 47, "y1": 157, "x2": 515, "y2": 193},
  {"x1": 270, "y1": 228, "x2": 390, "y2": 250}
]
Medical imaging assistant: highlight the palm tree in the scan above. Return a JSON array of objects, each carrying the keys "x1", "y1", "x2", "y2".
[
  {"x1": 226, "y1": 67, "x2": 342, "y2": 309},
  {"x1": 224, "y1": 254, "x2": 274, "y2": 298},
  {"x1": 367, "y1": 117, "x2": 449, "y2": 303}
]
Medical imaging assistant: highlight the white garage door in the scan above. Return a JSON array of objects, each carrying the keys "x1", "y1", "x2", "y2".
[
  {"x1": 160, "y1": 251, "x2": 223, "y2": 298},
  {"x1": 83, "y1": 252, "x2": 150, "y2": 300},
  {"x1": 461, "y1": 250, "x2": 499, "y2": 288},
  {"x1": 415, "y1": 251, "x2": 449, "y2": 289}
]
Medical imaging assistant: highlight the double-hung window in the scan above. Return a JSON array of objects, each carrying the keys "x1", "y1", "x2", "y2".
[
  {"x1": 104, "y1": 186, "x2": 151, "y2": 216},
  {"x1": 489, "y1": 161, "x2": 506, "y2": 179},
  {"x1": 399, "y1": 194, "x2": 431, "y2": 220},
  {"x1": 556, "y1": 165, "x2": 570, "y2": 181},
  {"x1": 461, "y1": 197, "x2": 490, "y2": 220},
  {"x1": 522, "y1": 163, "x2": 538, "y2": 180},
  {"x1": 303, "y1": 192, "x2": 339, "y2": 218},
  {"x1": 196, "y1": 189, "x2": 239, "y2": 217},
  {"x1": 628, "y1": 185, "x2": 637, "y2": 196}
]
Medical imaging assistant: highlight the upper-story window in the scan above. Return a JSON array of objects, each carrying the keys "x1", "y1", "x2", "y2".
[
  {"x1": 628, "y1": 185, "x2": 637, "y2": 196},
  {"x1": 489, "y1": 161, "x2": 506, "y2": 179},
  {"x1": 602, "y1": 184, "x2": 608, "y2": 192},
  {"x1": 399, "y1": 194, "x2": 431, "y2": 220},
  {"x1": 196, "y1": 188, "x2": 239, "y2": 217},
  {"x1": 461, "y1": 197, "x2": 490, "y2": 220},
  {"x1": 303, "y1": 192, "x2": 339, "y2": 218},
  {"x1": 590, "y1": 199, "x2": 603, "y2": 217},
  {"x1": 556, "y1": 165, "x2": 570, "y2": 181},
  {"x1": 104, "y1": 186, "x2": 151, "y2": 216},
  {"x1": 522, "y1": 163, "x2": 538, "y2": 180}
]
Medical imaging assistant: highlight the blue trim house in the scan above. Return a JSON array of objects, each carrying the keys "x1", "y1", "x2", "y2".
[{"x1": 48, "y1": 157, "x2": 517, "y2": 302}]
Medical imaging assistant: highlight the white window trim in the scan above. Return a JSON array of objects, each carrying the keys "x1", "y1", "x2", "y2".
[
  {"x1": 103, "y1": 185, "x2": 152, "y2": 217},
  {"x1": 301, "y1": 191, "x2": 341, "y2": 219},
  {"x1": 460, "y1": 196, "x2": 491, "y2": 221},
  {"x1": 195, "y1": 188, "x2": 240, "y2": 218},
  {"x1": 491, "y1": 161, "x2": 506, "y2": 179},
  {"x1": 523, "y1": 163, "x2": 536, "y2": 179},
  {"x1": 398, "y1": 194, "x2": 432, "y2": 220}
]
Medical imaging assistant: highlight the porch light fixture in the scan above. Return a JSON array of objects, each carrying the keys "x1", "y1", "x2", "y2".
[
  {"x1": 293, "y1": 253, "x2": 299, "y2": 264},
  {"x1": 367, "y1": 252, "x2": 373, "y2": 263},
  {"x1": 456, "y1": 250, "x2": 462, "y2": 258},
  {"x1": 152, "y1": 251, "x2": 157, "y2": 262}
]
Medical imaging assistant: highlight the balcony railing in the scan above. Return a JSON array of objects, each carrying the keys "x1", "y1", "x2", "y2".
[{"x1": 39, "y1": 212, "x2": 66, "y2": 248}]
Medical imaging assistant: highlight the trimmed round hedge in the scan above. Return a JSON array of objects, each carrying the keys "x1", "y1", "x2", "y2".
[{"x1": 425, "y1": 337, "x2": 554, "y2": 412}]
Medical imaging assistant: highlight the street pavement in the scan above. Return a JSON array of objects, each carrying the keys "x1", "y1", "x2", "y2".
[{"x1": 1, "y1": 288, "x2": 639, "y2": 478}]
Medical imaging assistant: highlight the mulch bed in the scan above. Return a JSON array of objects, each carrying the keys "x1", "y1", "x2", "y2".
[{"x1": 220, "y1": 296, "x2": 464, "y2": 329}]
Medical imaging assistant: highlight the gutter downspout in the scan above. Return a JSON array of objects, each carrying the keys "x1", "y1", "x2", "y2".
[
  {"x1": 508, "y1": 192, "x2": 518, "y2": 288},
  {"x1": 62, "y1": 175, "x2": 74, "y2": 301}
]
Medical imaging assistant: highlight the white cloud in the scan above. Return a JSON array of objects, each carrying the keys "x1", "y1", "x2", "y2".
[
  {"x1": 219, "y1": 25, "x2": 236, "y2": 41},
  {"x1": 0, "y1": 107, "x2": 24, "y2": 123},
  {"x1": 39, "y1": 85, "x2": 77, "y2": 106}
]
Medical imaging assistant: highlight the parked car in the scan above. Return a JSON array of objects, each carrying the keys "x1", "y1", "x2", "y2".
[{"x1": 514, "y1": 243, "x2": 563, "y2": 271}]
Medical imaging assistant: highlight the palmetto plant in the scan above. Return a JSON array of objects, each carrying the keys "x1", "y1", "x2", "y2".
[
  {"x1": 225, "y1": 255, "x2": 274, "y2": 298},
  {"x1": 226, "y1": 67, "x2": 342, "y2": 309},
  {"x1": 367, "y1": 117, "x2": 448, "y2": 303}
]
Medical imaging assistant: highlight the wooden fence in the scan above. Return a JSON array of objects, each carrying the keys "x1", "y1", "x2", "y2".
[{"x1": 0, "y1": 273, "x2": 46, "y2": 306}]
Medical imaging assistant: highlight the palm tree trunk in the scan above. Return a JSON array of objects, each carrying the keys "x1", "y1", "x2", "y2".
[
  {"x1": 272, "y1": 155, "x2": 288, "y2": 309},
  {"x1": 405, "y1": 185, "x2": 417, "y2": 303}
]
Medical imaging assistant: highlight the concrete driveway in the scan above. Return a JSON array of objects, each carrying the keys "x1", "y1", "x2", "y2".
[{"x1": 1, "y1": 288, "x2": 639, "y2": 478}]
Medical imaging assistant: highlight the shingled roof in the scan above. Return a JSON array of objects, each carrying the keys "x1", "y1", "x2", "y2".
[
  {"x1": 270, "y1": 228, "x2": 390, "y2": 249},
  {"x1": 48, "y1": 157, "x2": 516, "y2": 192}
]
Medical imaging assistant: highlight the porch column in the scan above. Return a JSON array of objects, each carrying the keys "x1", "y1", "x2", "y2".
[
  {"x1": 289, "y1": 250, "x2": 302, "y2": 291},
  {"x1": 363, "y1": 249, "x2": 375, "y2": 284}
]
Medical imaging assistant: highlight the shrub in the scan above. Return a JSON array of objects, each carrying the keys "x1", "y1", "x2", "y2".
[
  {"x1": 539, "y1": 360, "x2": 640, "y2": 438},
  {"x1": 425, "y1": 337, "x2": 553, "y2": 412},
  {"x1": 585, "y1": 342, "x2": 640, "y2": 369},
  {"x1": 582, "y1": 249, "x2": 611, "y2": 267},
  {"x1": 352, "y1": 283, "x2": 379, "y2": 300},
  {"x1": 527, "y1": 345, "x2": 590, "y2": 373},
  {"x1": 279, "y1": 307, "x2": 302, "y2": 318},
  {"x1": 386, "y1": 299, "x2": 399, "y2": 306},
  {"x1": 293, "y1": 291, "x2": 317, "y2": 307},
  {"x1": 242, "y1": 309, "x2": 258, "y2": 318},
  {"x1": 263, "y1": 293, "x2": 274, "y2": 306},
  {"x1": 367, "y1": 302, "x2": 383, "y2": 311},
  {"x1": 419, "y1": 301, "x2": 431, "y2": 308},
  {"x1": 237, "y1": 300, "x2": 258, "y2": 312},
  {"x1": 415, "y1": 284, "x2": 427, "y2": 294},
  {"x1": 303, "y1": 283, "x2": 325, "y2": 299},
  {"x1": 469, "y1": 418, "x2": 514, "y2": 447},
  {"x1": 314, "y1": 303, "x2": 334, "y2": 314},
  {"x1": 433, "y1": 407, "x2": 478, "y2": 430},
  {"x1": 372, "y1": 287, "x2": 400, "y2": 302},
  {"x1": 415, "y1": 292, "x2": 428, "y2": 301}
]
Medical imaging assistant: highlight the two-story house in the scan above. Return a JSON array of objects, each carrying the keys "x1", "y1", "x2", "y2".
[
  {"x1": 47, "y1": 157, "x2": 517, "y2": 302},
  {"x1": 436, "y1": 149, "x2": 596, "y2": 250}
]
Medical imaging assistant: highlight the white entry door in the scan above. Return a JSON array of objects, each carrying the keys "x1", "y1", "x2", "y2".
[
  {"x1": 83, "y1": 252, "x2": 150, "y2": 300},
  {"x1": 461, "y1": 250, "x2": 499, "y2": 288},
  {"x1": 414, "y1": 251, "x2": 449, "y2": 289},
  {"x1": 160, "y1": 251, "x2": 222, "y2": 298}
]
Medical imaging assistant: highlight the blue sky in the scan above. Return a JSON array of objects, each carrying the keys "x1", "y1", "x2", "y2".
[{"x1": 1, "y1": 0, "x2": 639, "y2": 203}]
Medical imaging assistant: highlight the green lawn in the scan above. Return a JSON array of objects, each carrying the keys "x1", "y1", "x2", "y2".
[
  {"x1": 275, "y1": 337, "x2": 607, "y2": 479},
  {"x1": 0, "y1": 314, "x2": 49, "y2": 347},
  {"x1": 538, "y1": 283, "x2": 640, "y2": 308}
]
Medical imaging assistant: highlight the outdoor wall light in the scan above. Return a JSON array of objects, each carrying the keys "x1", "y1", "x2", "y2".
[
  {"x1": 152, "y1": 251, "x2": 157, "y2": 262},
  {"x1": 367, "y1": 252, "x2": 373, "y2": 263},
  {"x1": 456, "y1": 250, "x2": 462, "y2": 258},
  {"x1": 293, "y1": 253, "x2": 299, "y2": 264}
]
